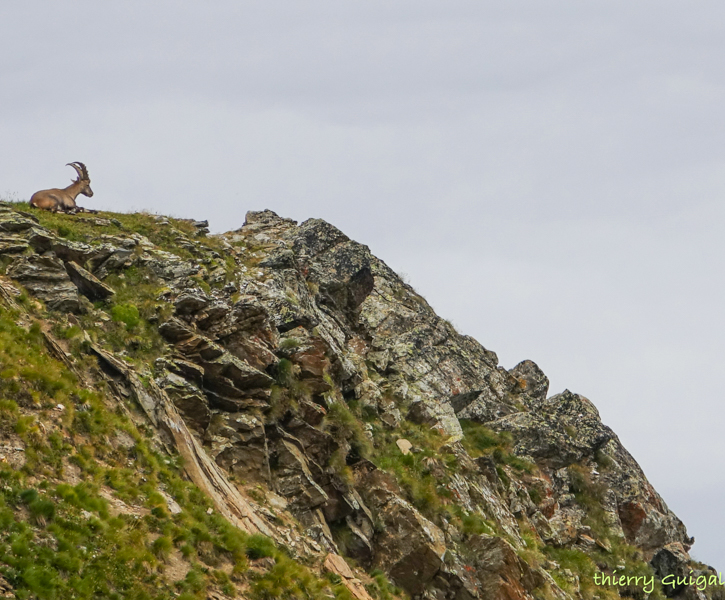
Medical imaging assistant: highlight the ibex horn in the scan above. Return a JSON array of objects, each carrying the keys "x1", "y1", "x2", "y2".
[{"x1": 66, "y1": 162, "x2": 89, "y2": 181}]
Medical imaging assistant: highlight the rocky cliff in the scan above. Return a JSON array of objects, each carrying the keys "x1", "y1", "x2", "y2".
[{"x1": 0, "y1": 202, "x2": 718, "y2": 600}]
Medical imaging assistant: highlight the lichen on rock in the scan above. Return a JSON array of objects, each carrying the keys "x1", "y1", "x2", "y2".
[{"x1": 0, "y1": 203, "x2": 716, "y2": 600}]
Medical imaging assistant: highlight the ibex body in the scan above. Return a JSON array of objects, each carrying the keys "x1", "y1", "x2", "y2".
[{"x1": 29, "y1": 162, "x2": 93, "y2": 213}]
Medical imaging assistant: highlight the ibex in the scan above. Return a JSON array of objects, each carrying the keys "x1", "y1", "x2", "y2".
[{"x1": 29, "y1": 162, "x2": 93, "y2": 213}]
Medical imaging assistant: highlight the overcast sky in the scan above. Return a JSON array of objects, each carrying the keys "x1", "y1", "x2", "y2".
[{"x1": 3, "y1": 1, "x2": 725, "y2": 570}]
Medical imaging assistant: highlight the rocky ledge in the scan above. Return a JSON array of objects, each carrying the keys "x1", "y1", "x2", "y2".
[{"x1": 0, "y1": 203, "x2": 717, "y2": 600}]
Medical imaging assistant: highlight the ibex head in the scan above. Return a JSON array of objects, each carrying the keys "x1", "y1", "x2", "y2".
[{"x1": 67, "y1": 162, "x2": 93, "y2": 197}]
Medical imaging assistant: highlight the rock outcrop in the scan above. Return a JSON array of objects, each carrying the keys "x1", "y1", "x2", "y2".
[{"x1": 0, "y1": 201, "x2": 716, "y2": 600}]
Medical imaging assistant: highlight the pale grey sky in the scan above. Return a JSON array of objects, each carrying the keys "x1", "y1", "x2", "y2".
[{"x1": 3, "y1": 1, "x2": 725, "y2": 569}]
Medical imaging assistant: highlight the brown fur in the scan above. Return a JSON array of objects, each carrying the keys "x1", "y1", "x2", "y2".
[{"x1": 29, "y1": 162, "x2": 93, "y2": 212}]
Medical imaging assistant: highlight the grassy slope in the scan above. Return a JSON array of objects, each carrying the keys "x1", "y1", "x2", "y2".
[{"x1": 0, "y1": 207, "x2": 361, "y2": 600}]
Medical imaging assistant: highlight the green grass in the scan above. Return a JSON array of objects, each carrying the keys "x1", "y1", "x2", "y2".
[
  {"x1": 324, "y1": 401, "x2": 373, "y2": 462},
  {"x1": 111, "y1": 303, "x2": 141, "y2": 329},
  {"x1": 9, "y1": 202, "x2": 198, "y2": 258},
  {"x1": 459, "y1": 419, "x2": 534, "y2": 473},
  {"x1": 0, "y1": 304, "x2": 350, "y2": 600}
]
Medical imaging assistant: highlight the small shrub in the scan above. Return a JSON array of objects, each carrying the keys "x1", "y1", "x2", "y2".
[
  {"x1": 152, "y1": 535, "x2": 173, "y2": 559},
  {"x1": 324, "y1": 401, "x2": 372, "y2": 460},
  {"x1": 245, "y1": 534, "x2": 276, "y2": 559},
  {"x1": 279, "y1": 337, "x2": 300, "y2": 350},
  {"x1": 274, "y1": 358, "x2": 296, "y2": 387},
  {"x1": 61, "y1": 325, "x2": 82, "y2": 339},
  {"x1": 459, "y1": 420, "x2": 502, "y2": 456},
  {"x1": 111, "y1": 304, "x2": 141, "y2": 329}
]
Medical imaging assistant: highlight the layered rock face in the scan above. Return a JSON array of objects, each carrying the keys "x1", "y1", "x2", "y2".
[{"x1": 0, "y1": 203, "x2": 717, "y2": 600}]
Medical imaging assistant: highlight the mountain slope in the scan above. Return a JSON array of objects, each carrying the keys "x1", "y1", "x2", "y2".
[{"x1": 0, "y1": 202, "x2": 717, "y2": 600}]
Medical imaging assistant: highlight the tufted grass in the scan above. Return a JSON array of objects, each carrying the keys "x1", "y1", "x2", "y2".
[{"x1": 0, "y1": 306, "x2": 349, "y2": 600}]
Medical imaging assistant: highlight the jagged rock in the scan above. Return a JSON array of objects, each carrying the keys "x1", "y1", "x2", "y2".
[
  {"x1": 65, "y1": 261, "x2": 115, "y2": 300},
  {"x1": 0, "y1": 236, "x2": 29, "y2": 254},
  {"x1": 0, "y1": 212, "x2": 36, "y2": 232},
  {"x1": 195, "y1": 301, "x2": 230, "y2": 329},
  {"x1": 7, "y1": 254, "x2": 83, "y2": 312},
  {"x1": 509, "y1": 359, "x2": 549, "y2": 407},
  {"x1": 651, "y1": 542, "x2": 692, "y2": 597},
  {"x1": 89, "y1": 345, "x2": 276, "y2": 540},
  {"x1": 242, "y1": 209, "x2": 298, "y2": 237},
  {"x1": 159, "y1": 317, "x2": 195, "y2": 342},
  {"x1": 297, "y1": 398, "x2": 327, "y2": 426},
  {"x1": 451, "y1": 386, "x2": 519, "y2": 423},
  {"x1": 160, "y1": 318, "x2": 273, "y2": 395},
  {"x1": 395, "y1": 439, "x2": 412, "y2": 455},
  {"x1": 446, "y1": 534, "x2": 543, "y2": 600},
  {"x1": 291, "y1": 218, "x2": 375, "y2": 313},
  {"x1": 209, "y1": 297, "x2": 279, "y2": 371},
  {"x1": 93, "y1": 247, "x2": 134, "y2": 278},
  {"x1": 279, "y1": 327, "x2": 332, "y2": 394},
  {"x1": 208, "y1": 411, "x2": 269, "y2": 483},
  {"x1": 485, "y1": 390, "x2": 614, "y2": 469},
  {"x1": 282, "y1": 419, "x2": 336, "y2": 471},
  {"x1": 323, "y1": 553, "x2": 375, "y2": 600},
  {"x1": 358, "y1": 258, "x2": 510, "y2": 411},
  {"x1": 156, "y1": 371, "x2": 211, "y2": 433},
  {"x1": 407, "y1": 397, "x2": 463, "y2": 440},
  {"x1": 342, "y1": 515, "x2": 375, "y2": 568},
  {"x1": 273, "y1": 438, "x2": 329, "y2": 510},
  {"x1": 617, "y1": 495, "x2": 691, "y2": 555},
  {"x1": 356, "y1": 469, "x2": 447, "y2": 596},
  {"x1": 155, "y1": 356, "x2": 205, "y2": 385},
  {"x1": 142, "y1": 250, "x2": 200, "y2": 280},
  {"x1": 27, "y1": 229, "x2": 112, "y2": 267},
  {"x1": 259, "y1": 247, "x2": 296, "y2": 269},
  {"x1": 174, "y1": 290, "x2": 210, "y2": 315},
  {"x1": 186, "y1": 341, "x2": 273, "y2": 391},
  {"x1": 25, "y1": 227, "x2": 55, "y2": 252},
  {"x1": 2, "y1": 204, "x2": 711, "y2": 599}
]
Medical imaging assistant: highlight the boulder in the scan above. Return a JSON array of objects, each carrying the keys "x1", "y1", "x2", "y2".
[
  {"x1": 65, "y1": 261, "x2": 115, "y2": 300},
  {"x1": 174, "y1": 290, "x2": 210, "y2": 315},
  {"x1": 395, "y1": 439, "x2": 412, "y2": 455},
  {"x1": 508, "y1": 359, "x2": 549, "y2": 407},
  {"x1": 407, "y1": 397, "x2": 463, "y2": 440},
  {"x1": 93, "y1": 247, "x2": 134, "y2": 278},
  {"x1": 27, "y1": 230, "x2": 112, "y2": 267},
  {"x1": 156, "y1": 371, "x2": 211, "y2": 433},
  {"x1": 291, "y1": 218, "x2": 375, "y2": 313},
  {"x1": 208, "y1": 411, "x2": 269, "y2": 483},
  {"x1": 7, "y1": 255, "x2": 82, "y2": 312},
  {"x1": 0, "y1": 212, "x2": 36, "y2": 232},
  {"x1": 650, "y1": 542, "x2": 692, "y2": 597},
  {"x1": 0, "y1": 236, "x2": 29, "y2": 254},
  {"x1": 273, "y1": 438, "x2": 329, "y2": 511}
]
